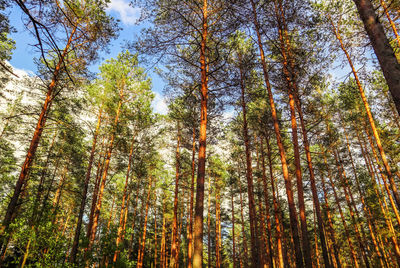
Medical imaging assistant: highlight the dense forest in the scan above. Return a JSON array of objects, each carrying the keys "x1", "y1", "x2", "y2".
[{"x1": 0, "y1": 0, "x2": 400, "y2": 267}]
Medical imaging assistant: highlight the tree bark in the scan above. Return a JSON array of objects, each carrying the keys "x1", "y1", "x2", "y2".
[
  {"x1": 238, "y1": 57, "x2": 260, "y2": 267},
  {"x1": 215, "y1": 179, "x2": 221, "y2": 268},
  {"x1": 250, "y1": 0, "x2": 304, "y2": 266},
  {"x1": 137, "y1": 177, "x2": 153, "y2": 268},
  {"x1": 231, "y1": 189, "x2": 237, "y2": 268},
  {"x1": 353, "y1": 0, "x2": 400, "y2": 115},
  {"x1": 264, "y1": 135, "x2": 284, "y2": 268},
  {"x1": 193, "y1": 0, "x2": 208, "y2": 266},
  {"x1": 70, "y1": 107, "x2": 103, "y2": 263},
  {"x1": 0, "y1": 24, "x2": 78, "y2": 240},
  {"x1": 188, "y1": 125, "x2": 196, "y2": 268},
  {"x1": 113, "y1": 135, "x2": 135, "y2": 263},
  {"x1": 170, "y1": 123, "x2": 181, "y2": 268},
  {"x1": 87, "y1": 87, "x2": 124, "y2": 253},
  {"x1": 330, "y1": 15, "x2": 400, "y2": 213}
]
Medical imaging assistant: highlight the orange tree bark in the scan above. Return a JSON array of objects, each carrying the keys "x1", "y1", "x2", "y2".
[
  {"x1": 330, "y1": 15, "x2": 400, "y2": 212},
  {"x1": 193, "y1": 0, "x2": 208, "y2": 266},
  {"x1": 258, "y1": 138, "x2": 273, "y2": 267},
  {"x1": 250, "y1": 0, "x2": 304, "y2": 266},
  {"x1": 137, "y1": 176, "x2": 153, "y2": 268},
  {"x1": 113, "y1": 135, "x2": 135, "y2": 263},
  {"x1": 231, "y1": 188, "x2": 237, "y2": 268},
  {"x1": 215, "y1": 177, "x2": 221, "y2": 268},
  {"x1": 188, "y1": 125, "x2": 196, "y2": 268},
  {"x1": 273, "y1": 3, "x2": 312, "y2": 265},
  {"x1": 170, "y1": 123, "x2": 181, "y2": 268},
  {"x1": 86, "y1": 137, "x2": 106, "y2": 238},
  {"x1": 264, "y1": 135, "x2": 284, "y2": 268},
  {"x1": 353, "y1": 0, "x2": 400, "y2": 115},
  {"x1": 70, "y1": 107, "x2": 103, "y2": 263},
  {"x1": 323, "y1": 153, "x2": 360, "y2": 268},
  {"x1": 334, "y1": 150, "x2": 370, "y2": 268},
  {"x1": 0, "y1": 24, "x2": 77, "y2": 239},
  {"x1": 87, "y1": 87, "x2": 124, "y2": 253},
  {"x1": 238, "y1": 55, "x2": 261, "y2": 267},
  {"x1": 239, "y1": 178, "x2": 249, "y2": 265}
]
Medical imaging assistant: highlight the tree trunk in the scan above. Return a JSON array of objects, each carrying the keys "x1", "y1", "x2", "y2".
[
  {"x1": 264, "y1": 135, "x2": 284, "y2": 268},
  {"x1": 188, "y1": 125, "x2": 196, "y2": 268},
  {"x1": 232, "y1": 189, "x2": 237, "y2": 268},
  {"x1": 0, "y1": 24, "x2": 78, "y2": 240},
  {"x1": 215, "y1": 177, "x2": 221, "y2": 268},
  {"x1": 86, "y1": 137, "x2": 106, "y2": 239},
  {"x1": 273, "y1": 3, "x2": 312, "y2": 265},
  {"x1": 352, "y1": 0, "x2": 400, "y2": 115},
  {"x1": 357, "y1": 130, "x2": 400, "y2": 266},
  {"x1": 330, "y1": 15, "x2": 400, "y2": 211},
  {"x1": 319, "y1": 172, "x2": 341, "y2": 268},
  {"x1": 170, "y1": 123, "x2": 181, "y2": 268},
  {"x1": 238, "y1": 58, "x2": 260, "y2": 267},
  {"x1": 161, "y1": 200, "x2": 167, "y2": 268},
  {"x1": 193, "y1": 0, "x2": 208, "y2": 266},
  {"x1": 323, "y1": 152, "x2": 360, "y2": 268},
  {"x1": 137, "y1": 176, "x2": 153, "y2": 268},
  {"x1": 207, "y1": 175, "x2": 212, "y2": 268},
  {"x1": 87, "y1": 88, "x2": 124, "y2": 252},
  {"x1": 380, "y1": 0, "x2": 400, "y2": 49},
  {"x1": 113, "y1": 135, "x2": 135, "y2": 262},
  {"x1": 258, "y1": 137, "x2": 273, "y2": 267},
  {"x1": 154, "y1": 209, "x2": 158, "y2": 268},
  {"x1": 239, "y1": 180, "x2": 249, "y2": 266},
  {"x1": 70, "y1": 107, "x2": 103, "y2": 263},
  {"x1": 250, "y1": 0, "x2": 304, "y2": 266}
]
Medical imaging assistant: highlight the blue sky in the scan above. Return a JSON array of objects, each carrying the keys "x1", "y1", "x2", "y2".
[{"x1": 7, "y1": 0, "x2": 168, "y2": 114}]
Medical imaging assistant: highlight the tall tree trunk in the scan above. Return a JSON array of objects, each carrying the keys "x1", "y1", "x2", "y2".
[
  {"x1": 323, "y1": 153, "x2": 360, "y2": 268},
  {"x1": 342, "y1": 130, "x2": 387, "y2": 267},
  {"x1": 362, "y1": 121, "x2": 400, "y2": 227},
  {"x1": 70, "y1": 107, "x2": 103, "y2": 263},
  {"x1": 193, "y1": 0, "x2": 208, "y2": 266},
  {"x1": 250, "y1": 0, "x2": 304, "y2": 266},
  {"x1": 292, "y1": 79, "x2": 331, "y2": 268},
  {"x1": 334, "y1": 150, "x2": 370, "y2": 268},
  {"x1": 264, "y1": 135, "x2": 284, "y2": 268},
  {"x1": 128, "y1": 185, "x2": 143, "y2": 260},
  {"x1": 257, "y1": 137, "x2": 273, "y2": 267},
  {"x1": 352, "y1": 0, "x2": 400, "y2": 115},
  {"x1": 232, "y1": 189, "x2": 237, "y2": 268},
  {"x1": 154, "y1": 209, "x2": 158, "y2": 268},
  {"x1": 87, "y1": 87, "x2": 124, "y2": 252},
  {"x1": 207, "y1": 175, "x2": 212, "y2": 268},
  {"x1": 86, "y1": 137, "x2": 106, "y2": 239},
  {"x1": 357, "y1": 130, "x2": 400, "y2": 266},
  {"x1": 0, "y1": 24, "x2": 78, "y2": 239},
  {"x1": 161, "y1": 200, "x2": 167, "y2": 268},
  {"x1": 239, "y1": 180, "x2": 249, "y2": 266},
  {"x1": 170, "y1": 123, "x2": 181, "y2": 268},
  {"x1": 188, "y1": 125, "x2": 196, "y2": 268},
  {"x1": 215, "y1": 177, "x2": 221, "y2": 268},
  {"x1": 273, "y1": 2, "x2": 312, "y2": 265},
  {"x1": 238, "y1": 58, "x2": 260, "y2": 267},
  {"x1": 380, "y1": 0, "x2": 400, "y2": 48},
  {"x1": 330, "y1": 15, "x2": 400, "y2": 211},
  {"x1": 137, "y1": 176, "x2": 153, "y2": 268},
  {"x1": 319, "y1": 172, "x2": 341, "y2": 268},
  {"x1": 113, "y1": 135, "x2": 135, "y2": 262}
]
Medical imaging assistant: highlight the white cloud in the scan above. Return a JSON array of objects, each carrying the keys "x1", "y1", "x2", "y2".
[
  {"x1": 107, "y1": 0, "x2": 141, "y2": 26},
  {"x1": 152, "y1": 91, "x2": 168, "y2": 115}
]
